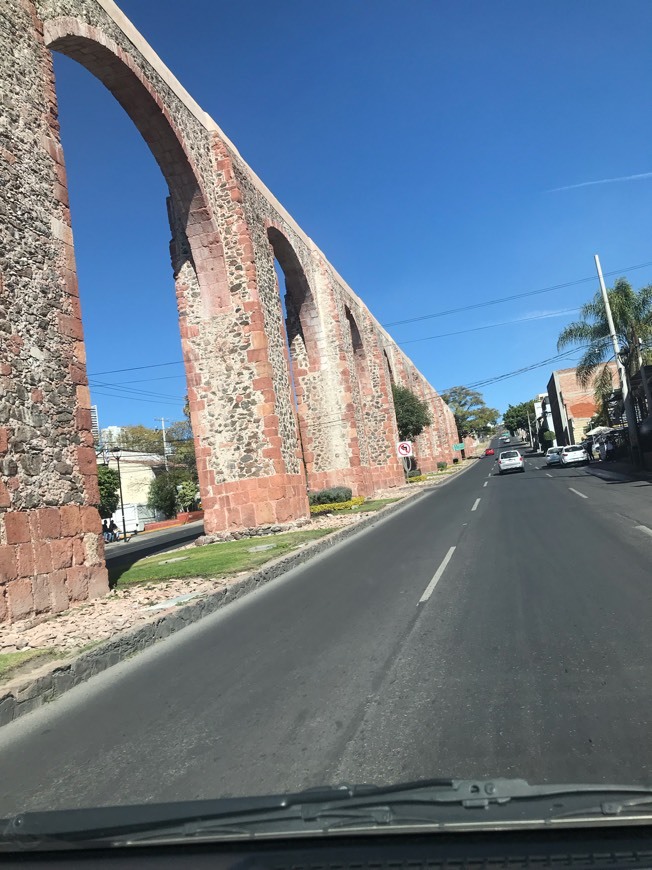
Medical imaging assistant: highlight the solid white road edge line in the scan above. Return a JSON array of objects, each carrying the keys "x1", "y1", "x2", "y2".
[
  {"x1": 635, "y1": 525, "x2": 652, "y2": 538},
  {"x1": 472, "y1": 498, "x2": 481, "y2": 511},
  {"x1": 569, "y1": 487, "x2": 588, "y2": 499},
  {"x1": 419, "y1": 546, "x2": 457, "y2": 604}
]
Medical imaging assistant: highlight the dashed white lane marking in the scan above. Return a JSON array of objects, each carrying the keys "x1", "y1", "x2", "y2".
[
  {"x1": 419, "y1": 546, "x2": 456, "y2": 604},
  {"x1": 635, "y1": 525, "x2": 652, "y2": 538},
  {"x1": 546, "y1": 472, "x2": 552, "y2": 478},
  {"x1": 472, "y1": 498, "x2": 481, "y2": 511},
  {"x1": 569, "y1": 487, "x2": 588, "y2": 499},
  {"x1": 483, "y1": 481, "x2": 488, "y2": 488}
]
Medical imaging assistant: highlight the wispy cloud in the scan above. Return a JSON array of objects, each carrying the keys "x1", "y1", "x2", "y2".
[
  {"x1": 521, "y1": 308, "x2": 577, "y2": 319},
  {"x1": 548, "y1": 171, "x2": 652, "y2": 192},
  {"x1": 398, "y1": 308, "x2": 579, "y2": 346}
]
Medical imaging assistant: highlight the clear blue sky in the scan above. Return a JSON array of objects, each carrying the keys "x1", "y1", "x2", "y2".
[{"x1": 52, "y1": 0, "x2": 652, "y2": 428}]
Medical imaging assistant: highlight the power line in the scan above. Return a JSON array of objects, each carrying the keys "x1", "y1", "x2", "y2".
[
  {"x1": 397, "y1": 308, "x2": 580, "y2": 346},
  {"x1": 90, "y1": 389, "x2": 184, "y2": 408},
  {"x1": 440, "y1": 343, "x2": 609, "y2": 393},
  {"x1": 103, "y1": 374, "x2": 187, "y2": 386},
  {"x1": 383, "y1": 259, "x2": 652, "y2": 328},
  {"x1": 89, "y1": 379, "x2": 186, "y2": 401},
  {"x1": 88, "y1": 360, "x2": 184, "y2": 376}
]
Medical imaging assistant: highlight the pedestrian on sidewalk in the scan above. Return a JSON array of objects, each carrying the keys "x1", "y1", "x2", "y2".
[
  {"x1": 102, "y1": 519, "x2": 110, "y2": 542},
  {"x1": 108, "y1": 519, "x2": 119, "y2": 542}
]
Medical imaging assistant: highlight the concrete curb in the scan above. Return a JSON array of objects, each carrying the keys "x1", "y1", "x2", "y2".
[{"x1": 0, "y1": 461, "x2": 478, "y2": 728}]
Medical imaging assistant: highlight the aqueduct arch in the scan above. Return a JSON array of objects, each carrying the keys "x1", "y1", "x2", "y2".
[{"x1": 0, "y1": 0, "x2": 459, "y2": 622}]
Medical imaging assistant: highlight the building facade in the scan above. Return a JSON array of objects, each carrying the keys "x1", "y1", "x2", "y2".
[{"x1": 546, "y1": 365, "x2": 618, "y2": 445}]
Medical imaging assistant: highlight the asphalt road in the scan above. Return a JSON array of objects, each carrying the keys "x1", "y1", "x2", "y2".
[
  {"x1": 2, "y1": 444, "x2": 652, "y2": 814},
  {"x1": 104, "y1": 521, "x2": 205, "y2": 577}
]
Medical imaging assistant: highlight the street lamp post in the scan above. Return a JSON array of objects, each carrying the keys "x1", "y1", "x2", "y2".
[{"x1": 111, "y1": 447, "x2": 128, "y2": 543}]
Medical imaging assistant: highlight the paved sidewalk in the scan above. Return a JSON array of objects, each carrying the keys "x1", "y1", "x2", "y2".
[{"x1": 585, "y1": 458, "x2": 652, "y2": 482}]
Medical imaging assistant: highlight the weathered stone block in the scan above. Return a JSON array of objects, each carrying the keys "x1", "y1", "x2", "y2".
[
  {"x1": 65, "y1": 566, "x2": 89, "y2": 601},
  {"x1": 4, "y1": 512, "x2": 31, "y2": 545},
  {"x1": 38, "y1": 507, "x2": 61, "y2": 540},
  {"x1": 32, "y1": 574, "x2": 52, "y2": 613},
  {"x1": 16, "y1": 543, "x2": 35, "y2": 578},
  {"x1": 59, "y1": 506, "x2": 81, "y2": 537},
  {"x1": 0, "y1": 546, "x2": 18, "y2": 582},
  {"x1": 88, "y1": 566, "x2": 109, "y2": 599},
  {"x1": 50, "y1": 538, "x2": 73, "y2": 570},
  {"x1": 48, "y1": 571, "x2": 70, "y2": 613},
  {"x1": 6, "y1": 577, "x2": 34, "y2": 620},
  {"x1": 80, "y1": 505, "x2": 101, "y2": 533}
]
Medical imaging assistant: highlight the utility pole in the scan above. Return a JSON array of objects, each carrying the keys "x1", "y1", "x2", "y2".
[
  {"x1": 526, "y1": 408, "x2": 534, "y2": 450},
  {"x1": 110, "y1": 448, "x2": 128, "y2": 543},
  {"x1": 155, "y1": 417, "x2": 169, "y2": 471},
  {"x1": 594, "y1": 254, "x2": 641, "y2": 464}
]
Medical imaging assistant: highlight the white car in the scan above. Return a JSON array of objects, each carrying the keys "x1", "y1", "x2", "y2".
[
  {"x1": 545, "y1": 447, "x2": 562, "y2": 466},
  {"x1": 559, "y1": 444, "x2": 588, "y2": 466},
  {"x1": 497, "y1": 449, "x2": 524, "y2": 474}
]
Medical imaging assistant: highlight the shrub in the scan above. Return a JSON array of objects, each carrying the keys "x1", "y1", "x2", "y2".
[
  {"x1": 407, "y1": 475, "x2": 427, "y2": 483},
  {"x1": 437, "y1": 461, "x2": 447, "y2": 471},
  {"x1": 308, "y1": 486, "x2": 353, "y2": 506},
  {"x1": 310, "y1": 496, "x2": 365, "y2": 515},
  {"x1": 407, "y1": 467, "x2": 422, "y2": 478}
]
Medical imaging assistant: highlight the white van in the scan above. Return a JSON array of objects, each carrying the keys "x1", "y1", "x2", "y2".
[{"x1": 110, "y1": 504, "x2": 164, "y2": 536}]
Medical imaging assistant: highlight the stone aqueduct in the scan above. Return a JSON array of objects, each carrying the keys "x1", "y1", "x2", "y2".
[{"x1": 0, "y1": 0, "x2": 460, "y2": 621}]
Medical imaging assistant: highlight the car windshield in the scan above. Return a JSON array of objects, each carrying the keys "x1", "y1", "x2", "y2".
[{"x1": 2, "y1": 0, "x2": 651, "y2": 851}]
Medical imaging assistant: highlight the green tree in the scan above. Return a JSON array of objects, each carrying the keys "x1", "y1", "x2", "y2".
[
  {"x1": 503, "y1": 400, "x2": 535, "y2": 436},
  {"x1": 166, "y1": 399, "x2": 197, "y2": 481},
  {"x1": 97, "y1": 464, "x2": 120, "y2": 519},
  {"x1": 557, "y1": 278, "x2": 652, "y2": 389},
  {"x1": 391, "y1": 384, "x2": 433, "y2": 441},
  {"x1": 440, "y1": 386, "x2": 499, "y2": 437},
  {"x1": 120, "y1": 424, "x2": 164, "y2": 455},
  {"x1": 147, "y1": 469, "x2": 195, "y2": 519},
  {"x1": 176, "y1": 479, "x2": 198, "y2": 512}
]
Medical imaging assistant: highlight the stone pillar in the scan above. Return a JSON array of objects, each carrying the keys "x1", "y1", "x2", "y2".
[{"x1": 0, "y1": 4, "x2": 108, "y2": 622}]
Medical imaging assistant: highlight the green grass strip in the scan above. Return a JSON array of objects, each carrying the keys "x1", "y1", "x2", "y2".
[{"x1": 113, "y1": 528, "x2": 334, "y2": 588}]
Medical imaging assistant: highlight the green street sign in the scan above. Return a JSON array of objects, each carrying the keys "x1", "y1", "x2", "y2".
[{"x1": 453, "y1": 442, "x2": 465, "y2": 450}]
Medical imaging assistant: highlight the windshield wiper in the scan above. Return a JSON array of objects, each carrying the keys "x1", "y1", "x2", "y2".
[{"x1": 4, "y1": 778, "x2": 652, "y2": 850}]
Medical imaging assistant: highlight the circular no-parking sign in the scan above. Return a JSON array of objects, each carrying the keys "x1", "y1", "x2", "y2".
[{"x1": 397, "y1": 441, "x2": 413, "y2": 458}]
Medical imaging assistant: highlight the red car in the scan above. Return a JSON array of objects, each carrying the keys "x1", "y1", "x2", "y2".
[{"x1": 485, "y1": 448, "x2": 495, "y2": 456}]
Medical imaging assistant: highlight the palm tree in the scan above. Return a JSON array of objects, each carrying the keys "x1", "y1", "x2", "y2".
[{"x1": 557, "y1": 279, "x2": 652, "y2": 400}]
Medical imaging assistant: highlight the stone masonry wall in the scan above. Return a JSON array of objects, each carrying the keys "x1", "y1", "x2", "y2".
[{"x1": 0, "y1": 0, "x2": 458, "y2": 621}]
